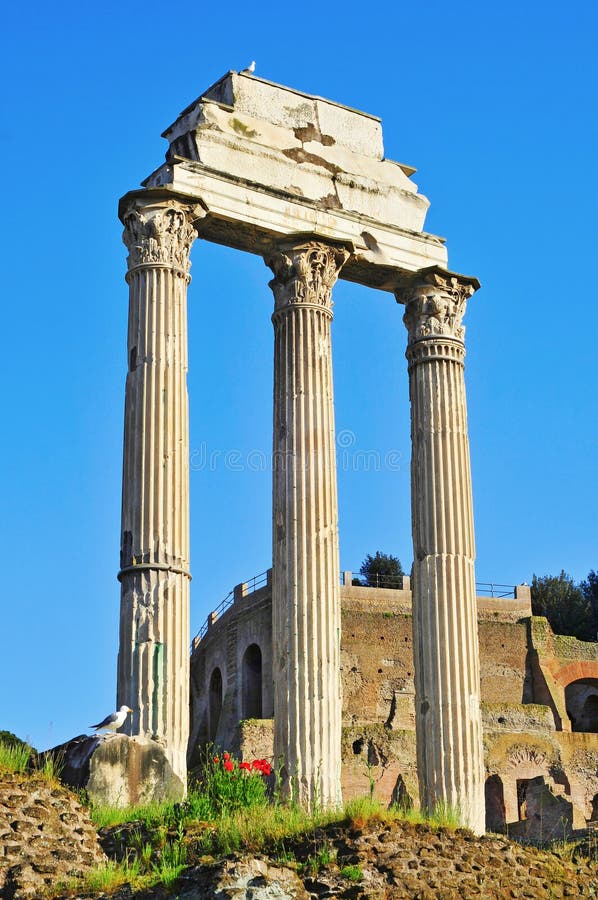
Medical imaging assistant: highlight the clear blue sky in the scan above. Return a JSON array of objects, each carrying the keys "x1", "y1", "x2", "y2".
[{"x1": 1, "y1": 1, "x2": 596, "y2": 751}]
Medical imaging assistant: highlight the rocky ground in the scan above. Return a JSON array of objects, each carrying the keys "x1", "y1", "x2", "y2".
[
  {"x1": 1, "y1": 767, "x2": 597, "y2": 899},
  {"x1": 71, "y1": 818, "x2": 598, "y2": 899},
  {"x1": 0, "y1": 770, "x2": 105, "y2": 899}
]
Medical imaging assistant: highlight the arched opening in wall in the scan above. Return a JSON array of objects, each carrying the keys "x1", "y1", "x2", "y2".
[
  {"x1": 485, "y1": 775, "x2": 506, "y2": 833},
  {"x1": 242, "y1": 644, "x2": 262, "y2": 718},
  {"x1": 580, "y1": 695, "x2": 598, "y2": 732},
  {"x1": 565, "y1": 678, "x2": 598, "y2": 732},
  {"x1": 209, "y1": 667, "x2": 223, "y2": 741},
  {"x1": 516, "y1": 779, "x2": 530, "y2": 820}
]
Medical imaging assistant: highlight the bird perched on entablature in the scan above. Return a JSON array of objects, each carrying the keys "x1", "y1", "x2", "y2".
[{"x1": 90, "y1": 705, "x2": 133, "y2": 733}]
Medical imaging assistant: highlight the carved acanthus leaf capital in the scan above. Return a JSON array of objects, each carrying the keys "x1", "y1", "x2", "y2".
[
  {"x1": 266, "y1": 240, "x2": 350, "y2": 314},
  {"x1": 122, "y1": 201, "x2": 198, "y2": 275},
  {"x1": 394, "y1": 268, "x2": 479, "y2": 346}
]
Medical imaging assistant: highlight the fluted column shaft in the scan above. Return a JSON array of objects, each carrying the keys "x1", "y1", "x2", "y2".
[
  {"x1": 117, "y1": 198, "x2": 197, "y2": 787},
  {"x1": 266, "y1": 239, "x2": 349, "y2": 810},
  {"x1": 395, "y1": 268, "x2": 485, "y2": 834}
]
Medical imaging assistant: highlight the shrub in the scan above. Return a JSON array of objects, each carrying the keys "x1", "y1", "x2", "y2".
[{"x1": 196, "y1": 751, "x2": 270, "y2": 815}]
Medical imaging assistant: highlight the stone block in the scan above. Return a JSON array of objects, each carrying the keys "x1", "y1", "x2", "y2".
[{"x1": 45, "y1": 734, "x2": 184, "y2": 807}]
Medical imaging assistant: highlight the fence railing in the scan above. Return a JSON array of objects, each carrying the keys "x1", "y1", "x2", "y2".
[
  {"x1": 192, "y1": 568, "x2": 522, "y2": 651},
  {"x1": 191, "y1": 569, "x2": 270, "y2": 650},
  {"x1": 475, "y1": 582, "x2": 516, "y2": 599},
  {"x1": 244, "y1": 569, "x2": 269, "y2": 593},
  {"x1": 341, "y1": 569, "x2": 517, "y2": 599},
  {"x1": 341, "y1": 571, "x2": 408, "y2": 589}
]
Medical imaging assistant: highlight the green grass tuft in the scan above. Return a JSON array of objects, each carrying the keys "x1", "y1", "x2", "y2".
[
  {"x1": 341, "y1": 864, "x2": 363, "y2": 881},
  {"x1": 0, "y1": 740, "x2": 31, "y2": 773}
]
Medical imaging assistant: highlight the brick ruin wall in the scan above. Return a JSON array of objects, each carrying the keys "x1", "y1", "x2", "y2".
[{"x1": 189, "y1": 583, "x2": 598, "y2": 836}]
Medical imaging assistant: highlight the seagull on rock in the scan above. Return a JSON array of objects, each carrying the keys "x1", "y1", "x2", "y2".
[
  {"x1": 240, "y1": 60, "x2": 256, "y2": 75},
  {"x1": 90, "y1": 705, "x2": 133, "y2": 733}
]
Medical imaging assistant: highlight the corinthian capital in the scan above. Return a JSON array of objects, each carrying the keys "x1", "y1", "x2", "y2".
[
  {"x1": 265, "y1": 239, "x2": 351, "y2": 315},
  {"x1": 394, "y1": 267, "x2": 480, "y2": 346},
  {"x1": 122, "y1": 200, "x2": 198, "y2": 275}
]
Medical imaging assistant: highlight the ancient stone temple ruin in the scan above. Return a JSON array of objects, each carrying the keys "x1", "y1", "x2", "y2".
[{"x1": 116, "y1": 72, "x2": 598, "y2": 835}]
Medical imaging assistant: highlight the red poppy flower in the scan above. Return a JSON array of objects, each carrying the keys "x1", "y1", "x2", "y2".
[
  {"x1": 223, "y1": 752, "x2": 230, "y2": 761},
  {"x1": 213, "y1": 756, "x2": 219, "y2": 763},
  {"x1": 239, "y1": 761, "x2": 251, "y2": 771},
  {"x1": 224, "y1": 759, "x2": 234, "y2": 772}
]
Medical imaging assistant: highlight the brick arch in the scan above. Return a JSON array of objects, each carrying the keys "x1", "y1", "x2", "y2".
[{"x1": 552, "y1": 660, "x2": 598, "y2": 687}]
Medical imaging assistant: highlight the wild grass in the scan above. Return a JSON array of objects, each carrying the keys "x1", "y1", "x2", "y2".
[
  {"x1": 89, "y1": 798, "x2": 181, "y2": 829},
  {"x1": 35, "y1": 751, "x2": 64, "y2": 783},
  {"x1": 400, "y1": 800, "x2": 463, "y2": 829},
  {"x1": 192, "y1": 801, "x2": 341, "y2": 857},
  {"x1": 46, "y1": 747, "x2": 474, "y2": 898},
  {"x1": 0, "y1": 740, "x2": 66, "y2": 785},
  {"x1": 0, "y1": 740, "x2": 31, "y2": 773},
  {"x1": 343, "y1": 794, "x2": 461, "y2": 828},
  {"x1": 297, "y1": 845, "x2": 337, "y2": 877},
  {"x1": 340, "y1": 863, "x2": 363, "y2": 881},
  {"x1": 50, "y1": 858, "x2": 150, "y2": 897}
]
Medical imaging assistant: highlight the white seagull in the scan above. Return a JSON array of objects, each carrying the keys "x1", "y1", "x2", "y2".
[
  {"x1": 90, "y1": 705, "x2": 133, "y2": 733},
  {"x1": 240, "y1": 60, "x2": 256, "y2": 75}
]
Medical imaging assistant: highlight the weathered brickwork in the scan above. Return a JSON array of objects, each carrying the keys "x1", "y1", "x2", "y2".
[{"x1": 190, "y1": 580, "x2": 598, "y2": 839}]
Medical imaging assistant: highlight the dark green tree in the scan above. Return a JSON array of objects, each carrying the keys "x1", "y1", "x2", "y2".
[
  {"x1": 580, "y1": 570, "x2": 598, "y2": 641},
  {"x1": 359, "y1": 551, "x2": 405, "y2": 589},
  {"x1": 530, "y1": 571, "x2": 592, "y2": 641}
]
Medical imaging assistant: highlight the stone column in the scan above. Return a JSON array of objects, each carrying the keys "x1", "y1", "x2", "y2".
[
  {"x1": 117, "y1": 196, "x2": 198, "y2": 788},
  {"x1": 394, "y1": 267, "x2": 485, "y2": 834},
  {"x1": 266, "y1": 238, "x2": 349, "y2": 810}
]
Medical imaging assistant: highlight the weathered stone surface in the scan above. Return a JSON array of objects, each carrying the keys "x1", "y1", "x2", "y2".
[
  {"x1": 267, "y1": 239, "x2": 347, "y2": 809},
  {"x1": 47, "y1": 734, "x2": 184, "y2": 806},
  {"x1": 117, "y1": 198, "x2": 200, "y2": 789},
  {"x1": 394, "y1": 268, "x2": 485, "y2": 834},
  {"x1": 63, "y1": 818, "x2": 598, "y2": 899},
  {"x1": 507, "y1": 776, "x2": 574, "y2": 844},
  {"x1": 177, "y1": 858, "x2": 310, "y2": 899},
  {"x1": 0, "y1": 770, "x2": 105, "y2": 899},
  {"x1": 134, "y1": 71, "x2": 448, "y2": 288}
]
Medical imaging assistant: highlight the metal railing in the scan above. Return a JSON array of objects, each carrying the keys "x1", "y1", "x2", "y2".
[
  {"x1": 191, "y1": 568, "x2": 520, "y2": 652},
  {"x1": 244, "y1": 569, "x2": 269, "y2": 593},
  {"x1": 342, "y1": 570, "x2": 407, "y2": 589},
  {"x1": 191, "y1": 569, "x2": 270, "y2": 650},
  {"x1": 341, "y1": 569, "x2": 516, "y2": 599},
  {"x1": 474, "y1": 582, "x2": 516, "y2": 599}
]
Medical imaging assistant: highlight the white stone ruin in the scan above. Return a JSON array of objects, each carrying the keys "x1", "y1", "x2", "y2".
[{"x1": 116, "y1": 70, "x2": 486, "y2": 832}]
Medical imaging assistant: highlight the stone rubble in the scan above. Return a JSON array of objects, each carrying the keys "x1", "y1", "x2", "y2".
[
  {"x1": 0, "y1": 771, "x2": 106, "y2": 899},
  {"x1": 54, "y1": 818, "x2": 598, "y2": 899}
]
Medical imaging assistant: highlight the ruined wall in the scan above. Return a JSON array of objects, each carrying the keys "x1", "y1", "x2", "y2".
[
  {"x1": 189, "y1": 579, "x2": 598, "y2": 831},
  {"x1": 341, "y1": 587, "x2": 415, "y2": 730},
  {"x1": 527, "y1": 616, "x2": 598, "y2": 732},
  {"x1": 189, "y1": 583, "x2": 273, "y2": 759},
  {"x1": 190, "y1": 582, "x2": 546, "y2": 753}
]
